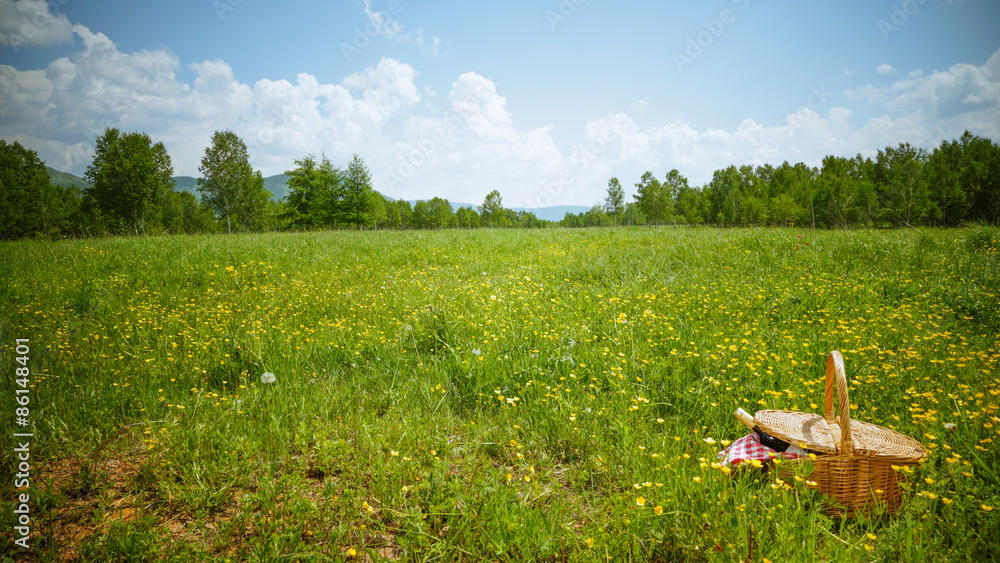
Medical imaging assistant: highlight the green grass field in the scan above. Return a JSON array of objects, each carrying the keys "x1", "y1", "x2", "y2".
[{"x1": 1, "y1": 226, "x2": 998, "y2": 562}]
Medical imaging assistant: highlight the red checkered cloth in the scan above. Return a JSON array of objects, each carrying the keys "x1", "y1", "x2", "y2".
[{"x1": 717, "y1": 432, "x2": 807, "y2": 467}]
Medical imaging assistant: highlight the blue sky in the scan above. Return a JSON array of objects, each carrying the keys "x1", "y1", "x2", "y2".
[{"x1": 1, "y1": 0, "x2": 998, "y2": 208}]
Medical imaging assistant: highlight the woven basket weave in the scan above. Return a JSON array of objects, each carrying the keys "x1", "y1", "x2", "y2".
[{"x1": 753, "y1": 351, "x2": 926, "y2": 516}]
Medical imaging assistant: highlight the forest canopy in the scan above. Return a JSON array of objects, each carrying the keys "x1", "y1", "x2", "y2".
[{"x1": 1, "y1": 130, "x2": 998, "y2": 240}]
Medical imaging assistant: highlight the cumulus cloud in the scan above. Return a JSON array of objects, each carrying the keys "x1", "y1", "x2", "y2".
[
  {"x1": 2, "y1": 3, "x2": 998, "y2": 208},
  {"x1": 343, "y1": 57, "x2": 421, "y2": 123},
  {"x1": 549, "y1": 109, "x2": 839, "y2": 203},
  {"x1": 876, "y1": 63, "x2": 896, "y2": 76},
  {"x1": 545, "y1": 49, "x2": 999, "y2": 205},
  {"x1": 0, "y1": 0, "x2": 73, "y2": 48},
  {"x1": 0, "y1": 17, "x2": 428, "y2": 176},
  {"x1": 846, "y1": 48, "x2": 1000, "y2": 140},
  {"x1": 379, "y1": 72, "x2": 563, "y2": 203}
]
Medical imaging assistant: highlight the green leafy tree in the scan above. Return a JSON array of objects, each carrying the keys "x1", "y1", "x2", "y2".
[
  {"x1": 428, "y1": 197, "x2": 454, "y2": 229},
  {"x1": 154, "y1": 190, "x2": 219, "y2": 234},
  {"x1": 516, "y1": 210, "x2": 545, "y2": 228},
  {"x1": 662, "y1": 169, "x2": 687, "y2": 225},
  {"x1": 769, "y1": 161, "x2": 817, "y2": 227},
  {"x1": 260, "y1": 199, "x2": 287, "y2": 231},
  {"x1": 83, "y1": 128, "x2": 174, "y2": 235},
  {"x1": 384, "y1": 198, "x2": 401, "y2": 229},
  {"x1": 198, "y1": 130, "x2": 268, "y2": 233},
  {"x1": 47, "y1": 184, "x2": 84, "y2": 237},
  {"x1": 814, "y1": 155, "x2": 876, "y2": 228},
  {"x1": 368, "y1": 191, "x2": 388, "y2": 229},
  {"x1": 768, "y1": 192, "x2": 803, "y2": 227},
  {"x1": 284, "y1": 154, "x2": 319, "y2": 228},
  {"x1": 343, "y1": 154, "x2": 374, "y2": 229},
  {"x1": 237, "y1": 170, "x2": 272, "y2": 232},
  {"x1": 604, "y1": 177, "x2": 624, "y2": 225},
  {"x1": 481, "y1": 189, "x2": 505, "y2": 228},
  {"x1": 412, "y1": 200, "x2": 430, "y2": 229},
  {"x1": 585, "y1": 204, "x2": 606, "y2": 227},
  {"x1": 621, "y1": 201, "x2": 645, "y2": 226},
  {"x1": 924, "y1": 137, "x2": 969, "y2": 226},
  {"x1": 960, "y1": 132, "x2": 1000, "y2": 225},
  {"x1": 925, "y1": 131, "x2": 1000, "y2": 226},
  {"x1": 396, "y1": 200, "x2": 413, "y2": 229},
  {"x1": 633, "y1": 171, "x2": 666, "y2": 225},
  {"x1": 284, "y1": 154, "x2": 344, "y2": 229},
  {"x1": 735, "y1": 164, "x2": 768, "y2": 226},
  {"x1": 874, "y1": 142, "x2": 932, "y2": 227},
  {"x1": 674, "y1": 183, "x2": 704, "y2": 225},
  {"x1": 704, "y1": 166, "x2": 740, "y2": 226},
  {"x1": 456, "y1": 206, "x2": 481, "y2": 228},
  {"x1": 0, "y1": 140, "x2": 59, "y2": 239}
]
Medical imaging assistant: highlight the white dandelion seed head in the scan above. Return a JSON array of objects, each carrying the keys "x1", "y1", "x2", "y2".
[{"x1": 260, "y1": 372, "x2": 276, "y2": 384}]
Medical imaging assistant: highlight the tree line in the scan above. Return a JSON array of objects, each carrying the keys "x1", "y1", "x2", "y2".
[
  {"x1": 281, "y1": 156, "x2": 547, "y2": 231},
  {"x1": 577, "y1": 131, "x2": 1000, "y2": 229},
  {"x1": 1, "y1": 129, "x2": 277, "y2": 239},
  {"x1": 0, "y1": 129, "x2": 552, "y2": 240},
  {"x1": 2, "y1": 129, "x2": 998, "y2": 240}
]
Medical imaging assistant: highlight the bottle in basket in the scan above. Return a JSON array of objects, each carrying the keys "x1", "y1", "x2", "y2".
[{"x1": 735, "y1": 408, "x2": 809, "y2": 456}]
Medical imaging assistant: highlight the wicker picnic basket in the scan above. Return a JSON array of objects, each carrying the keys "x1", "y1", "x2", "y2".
[{"x1": 752, "y1": 350, "x2": 926, "y2": 516}]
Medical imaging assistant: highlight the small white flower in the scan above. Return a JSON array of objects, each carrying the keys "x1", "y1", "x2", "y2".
[
  {"x1": 472, "y1": 348, "x2": 481, "y2": 355},
  {"x1": 260, "y1": 372, "x2": 276, "y2": 384}
]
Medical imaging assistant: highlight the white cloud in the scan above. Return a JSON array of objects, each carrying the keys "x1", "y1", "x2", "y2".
[
  {"x1": 359, "y1": 0, "x2": 440, "y2": 55},
  {"x1": 342, "y1": 57, "x2": 421, "y2": 124},
  {"x1": 1, "y1": 5, "x2": 998, "y2": 209},
  {"x1": 876, "y1": 63, "x2": 896, "y2": 76},
  {"x1": 362, "y1": 0, "x2": 403, "y2": 40},
  {"x1": 556, "y1": 49, "x2": 999, "y2": 204},
  {"x1": 0, "y1": 0, "x2": 73, "y2": 48},
  {"x1": 379, "y1": 72, "x2": 563, "y2": 204},
  {"x1": 0, "y1": 21, "x2": 426, "y2": 176},
  {"x1": 846, "y1": 48, "x2": 1000, "y2": 140}
]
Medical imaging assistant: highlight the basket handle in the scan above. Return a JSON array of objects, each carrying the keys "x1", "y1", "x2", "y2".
[{"x1": 824, "y1": 350, "x2": 854, "y2": 455}]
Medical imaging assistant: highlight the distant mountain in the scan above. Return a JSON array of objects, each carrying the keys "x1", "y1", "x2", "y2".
[
  {"x1": 43, "y1": 167, "x2": 589, "y2": 219},
  {"x1": 173, "y1": 176, "x2": 198, "y2": 196},
  {"x1": 44, "y1": 168, "x2": 290, "y2": 201},
  {"x1": 163, "y1": 174, "x2": 291, "y2": 202},
  {"x1": 263, "y1": 174, "x2": 290, "y2": 202},
  {"x1": 406, "y1": 200, "x2": 590, "y2": 222},
  {"x1": 46, "y1": 167, "x2": 90, "y2": 190}
]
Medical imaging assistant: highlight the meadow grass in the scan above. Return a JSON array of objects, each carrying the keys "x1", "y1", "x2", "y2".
[{"x1": 1, "y1": 226, "x2": 998, "y2": 562}]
